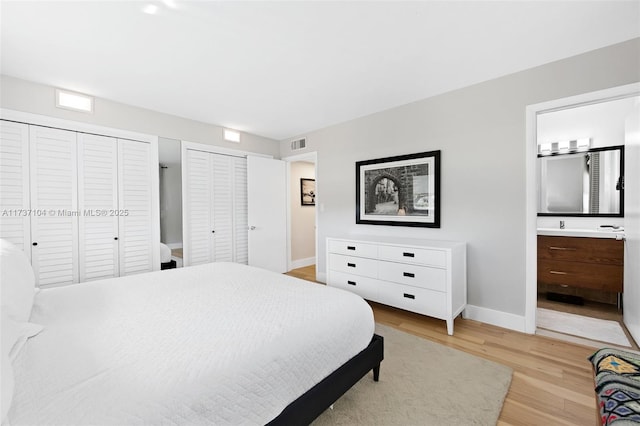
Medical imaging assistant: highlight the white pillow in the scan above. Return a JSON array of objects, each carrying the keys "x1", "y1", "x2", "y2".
[{"x1": 0, "y1": 239, "x2": 36, "y2": 322}]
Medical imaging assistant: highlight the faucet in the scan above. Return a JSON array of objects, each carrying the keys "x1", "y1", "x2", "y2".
[{"x1": 560, "y1": 220, "x2": 565, "y2": 229}]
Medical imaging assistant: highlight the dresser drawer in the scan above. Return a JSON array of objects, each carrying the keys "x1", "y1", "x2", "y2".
[
  {"x1": 328, "y1": 240, "x2": 378, "y2": 258},
  {"x1": 378, "y1": 281, "x2": 446, "y2": 318},
  {"x1": 537, "y1": 236, "x2": 623, "y2": 265},
  {"x1": 378, "y1": 261, "x2": 446, "y2": 292},
  {"x1": 538, "y1": 259, "x2": 623, "y2": 292},
  {"x1": 378, "y1": 245, "x2": 446, "y2": 267},
  {"x1": 327, "y1": 271, "x2": 378, "y2": 301},
  {"x1": 328, "y1": 253, "x2": 378, "y2": 278}
]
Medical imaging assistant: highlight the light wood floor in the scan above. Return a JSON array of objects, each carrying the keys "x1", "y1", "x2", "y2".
[{"x1": 286, "y1": 265, "x2": 598, "y2": 426}]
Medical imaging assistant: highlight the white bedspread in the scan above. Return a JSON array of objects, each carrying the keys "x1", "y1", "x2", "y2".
[{"x1": 7, "y1": 263, "x2": 374, "y2": 425}]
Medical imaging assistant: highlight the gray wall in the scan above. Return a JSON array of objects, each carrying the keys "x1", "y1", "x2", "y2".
[
  {"x1": 0, "y1": 75, "x2": 280, "y2": 157},
  {"x1": 280, "y1": 38, "x2": 640, "y2": 319}
]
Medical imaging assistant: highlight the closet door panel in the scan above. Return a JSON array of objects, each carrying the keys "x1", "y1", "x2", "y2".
[
  {"x1": 233, "y1": 157, "x2": 248, "y2": 264},
  {"x1": 211, "y1": 155, "x2": 234, "y2": 262},
  {"x1": 118, "y1": 139, "x2": 154, "y2": 275},
  {"x1": 29, "y1": 126, "x2": 79, "y2": 286},
  {"x1": 78, "y1": 133, "x2": 119, "y2": 281},
  {"x1": 0, "y1": 120, "x2": 31, "y2": 255},
  {"x1": 184, "y1": 149, "x2": 212, "y2": 266}
]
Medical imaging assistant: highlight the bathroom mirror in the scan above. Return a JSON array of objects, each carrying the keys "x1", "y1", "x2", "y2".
[{"x1": 538, "y1": 145, "x2": 624, "y2": 217}]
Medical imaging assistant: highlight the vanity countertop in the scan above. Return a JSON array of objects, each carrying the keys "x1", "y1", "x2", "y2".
[{"x1": 537, "y1": 228, "x2": 625, "y2": 239}]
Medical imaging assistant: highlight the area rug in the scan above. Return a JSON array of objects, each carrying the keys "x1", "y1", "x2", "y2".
[
  {"x1": 537, "y1": 308, "x2": 632, "y2": 348},
  {"x1": 312, "y1": 323, "x2": 512, "y2": 425}
]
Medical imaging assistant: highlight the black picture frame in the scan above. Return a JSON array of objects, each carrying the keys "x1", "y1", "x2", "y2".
[
  {"x1": 301, "y1": 178, "x2": 316, "y2": 206},
  {"x1": 356, "y1": 150, "x2": 440, "y2": 228}
]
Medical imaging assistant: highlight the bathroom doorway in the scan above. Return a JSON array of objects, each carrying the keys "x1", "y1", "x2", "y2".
[
  {"x1": 283, "y1": 152, "x2": 318, "y2": 276},
  {"x1": 526, "y1": 85, "x2": 640, "y2": 349}
]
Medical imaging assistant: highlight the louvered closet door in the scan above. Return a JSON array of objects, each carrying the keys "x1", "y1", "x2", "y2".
[
  {"x1": 184, "y1": 149, "x2": 213, "y2": 266},
  {"x1": 0, "y1": 120, "x2": 31, "y2": 255},
  {"x1": 233, "y1": 157, "x2": 248, "y2": 264},
  {"x1": 118, "y1": 139, "x2": 154, "y2": 275},
  {"x1": 211, "y1": 154, "x2": 234, "y2": 262},
  {"x1": 29, "y1": 126, "x2": 79, "y2": 286},
  {"x1": 78, "y1": 133, "x2": 119, "y2": 281}
]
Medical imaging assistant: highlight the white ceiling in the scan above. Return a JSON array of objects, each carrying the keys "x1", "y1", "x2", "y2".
[{"x1": 1, "y1": 1, "x2": 639, "y2": 141}]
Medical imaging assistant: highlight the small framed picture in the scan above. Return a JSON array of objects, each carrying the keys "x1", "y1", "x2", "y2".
[
  {"x1": 356, "y1": 150, "x2": 440, "y2": 227},
  {"x1": 301, "y1": 178, "x2": 316, "y2": 206}
]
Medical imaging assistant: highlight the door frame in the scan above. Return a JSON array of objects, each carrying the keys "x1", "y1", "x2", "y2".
[
  {"x1": 524, "y1": 82, "x2": 640, "y2": 334},
  {"x1": 282, "y1": 152, "x2": 318, "y2": 275}
]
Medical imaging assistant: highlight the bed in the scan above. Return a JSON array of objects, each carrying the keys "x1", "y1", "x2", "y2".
[
  {"x1": 160, "y1": 242, "x2": 177, "y2": 270},
  {"x1": 1, "y1": 240, "x2": 383, "y2": 425}
]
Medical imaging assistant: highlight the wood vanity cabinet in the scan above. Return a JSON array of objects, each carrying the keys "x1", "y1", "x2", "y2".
[{"x1": 537, "y1": 235, "x2": 623, "y2": 292}]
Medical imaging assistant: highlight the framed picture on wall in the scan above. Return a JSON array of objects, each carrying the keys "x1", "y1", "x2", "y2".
[
  {"x1": 356, "y1": 150, "x2": 440, "y2": 227},
  {"x1": 300, "y1": 178, "x2": 316, "y2": 206}
]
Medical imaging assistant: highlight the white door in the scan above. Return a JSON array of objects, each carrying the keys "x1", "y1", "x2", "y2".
[
  {"x1": 624, "y1": 100, "x2": 640, "y2": 344},
  {"x1": 247, "y1": 156, "x2": 287, "y2": 273},
  {"x1": 210, "y1": 154, "x2": 248, "y2": 264},
  {"x1": 77, "y1": 133, "x2": 120, "y2": 281},
  {"x1": 29, "y1": 125, "x2": 79, "y2": 286},
  {"x1": 183, "y1": 149, "x2": 213, "y2": 266},
  {"x1": 0, "y1": 120, "x2": 31, "y2": 255},
  {"x1": 118, "y1": 139, "x2": 154, "y2": 275},
  {"x1": 183, "y1": 148, "x2": 248, "y2": 266},
  {"x1": 233, "y1": 157, "x2": 248, "y2": 264},
  {"x1": 211, "y1": 154, "x2": 234, "y2": 262}
]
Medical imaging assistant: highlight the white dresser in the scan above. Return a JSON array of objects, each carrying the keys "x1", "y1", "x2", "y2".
[{"x1": 326, "y1": 236, "x2": 466, "y2": 335}]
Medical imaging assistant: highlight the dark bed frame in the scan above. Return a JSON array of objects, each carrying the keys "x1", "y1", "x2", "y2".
[{"x1": 267, "y1": 333, "x2": 384, "y2": 425}]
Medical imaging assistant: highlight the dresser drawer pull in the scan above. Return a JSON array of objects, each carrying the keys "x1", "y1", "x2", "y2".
[
  {"x1": 403, "y1": 252, "x2": 415, "y2": 257},
  {"x1": 347, "y1": 280, "x2": 356, "y2": 286},
  {"x1": 403, "y1": 293, "x2": 415, "y2": 300},
  {"x1": 548, "y1": 246, "x2": 577, "y2": 251},
  {"x1": 347, "y1": 246, "x2": 356, "y2": 250},
  {"x1": 347, "y1": 263, "x2": 356, "y2": 268},
  {"x1": 549, "y1": 270, "x2": 568, "y2": 275},
  {"x1": 403, "y1": 272, "x2": 415, "y2": 278}
]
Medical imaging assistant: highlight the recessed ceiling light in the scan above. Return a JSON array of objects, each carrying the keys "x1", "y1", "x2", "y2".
[
  {"x1": 55, "y1": 89, "x2": 94, "y2": 113},
  {"x1": 223, "y1": 129, "x2": 241, "y2": 143},
  {"x1": 143, "y1": 4, "x2": 158, "y2": 15}
]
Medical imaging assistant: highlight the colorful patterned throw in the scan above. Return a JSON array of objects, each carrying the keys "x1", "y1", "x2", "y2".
[{"x1": 590, "y1": 348, "x2": 640, "y2": 425}]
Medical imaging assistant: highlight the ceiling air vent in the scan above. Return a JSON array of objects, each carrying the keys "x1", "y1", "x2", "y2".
[{"x1": 290, "y1": 137, "x2": 307, "y2": 151}]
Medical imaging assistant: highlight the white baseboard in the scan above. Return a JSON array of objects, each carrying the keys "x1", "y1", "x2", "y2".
[
  {"x1": 290, "y1": 256, "x2": 315, "y2": 270},
  {"x1": 463, "y1": 304, "x2": 527, "y2": 333}
]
